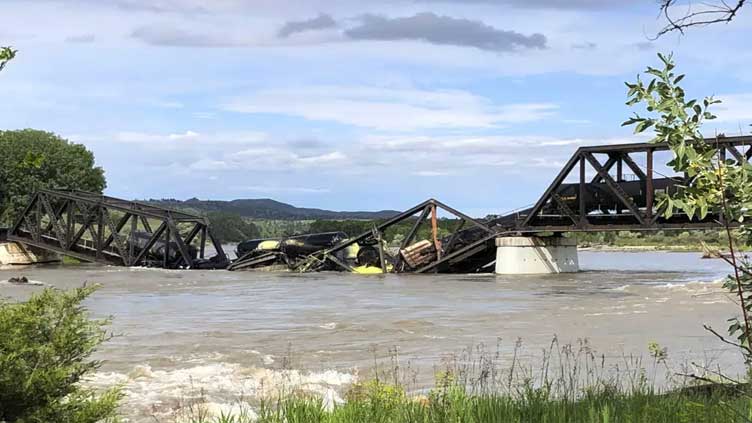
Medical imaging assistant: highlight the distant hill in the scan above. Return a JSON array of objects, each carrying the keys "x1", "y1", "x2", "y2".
[{"x1": 145, "y1": 198, "x2": 401, "y2": 220}]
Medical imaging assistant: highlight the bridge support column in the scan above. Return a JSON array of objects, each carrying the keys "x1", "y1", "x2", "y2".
[
  {"x1": 495, "y1": 236, "x2": 578, "y2": 274},
  {"x1": 0, "y1": 241, "x2": 59, "y2": 268}
]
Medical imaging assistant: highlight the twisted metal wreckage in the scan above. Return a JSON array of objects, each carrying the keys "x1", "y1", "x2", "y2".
[
  {"x1": 8, "y1": 136, "x2": 752, "y2": 273},
  {"x1": 227, "y1": 198, "x2": 505, "y2": 274}
]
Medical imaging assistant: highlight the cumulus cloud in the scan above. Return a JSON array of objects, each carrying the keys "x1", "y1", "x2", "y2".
[
  {"x1": 345, "y1": 13, "x2": 546, "y2": 52},
  {"x1": 223, "y1": 85, "x2": 558, "y2": 131},
  {"x1": 278, "y1": 13, "x2": 337, "y2": 37}
]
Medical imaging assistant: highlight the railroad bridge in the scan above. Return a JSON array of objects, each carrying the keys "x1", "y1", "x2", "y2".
[
  {"x1": 5, "y1": 136, "x2": 751, "y2": 273},
  {"x1": 6, "y1": 190, "x2": 228, "y2": 269}
]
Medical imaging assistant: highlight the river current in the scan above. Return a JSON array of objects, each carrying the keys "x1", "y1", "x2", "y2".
[{"x1": 0, "y1": 251, "x2": 740, "y2": 421}]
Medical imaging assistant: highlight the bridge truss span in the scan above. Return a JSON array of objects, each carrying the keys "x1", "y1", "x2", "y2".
[
  {"x1": 514, "y1": 136, "x2": 752, "y2": 233},
  {"x1": 7, "y1": 189, "x2": 228, "y2": 269}
]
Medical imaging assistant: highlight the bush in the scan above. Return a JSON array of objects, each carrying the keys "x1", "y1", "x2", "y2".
[{"x1": 0, "y1": 285, "x2": 120, "y2": 422}]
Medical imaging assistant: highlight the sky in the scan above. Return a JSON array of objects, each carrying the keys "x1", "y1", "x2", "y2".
[{"x1": 2, "y1": 0, "x2": 752, "y2": 216}]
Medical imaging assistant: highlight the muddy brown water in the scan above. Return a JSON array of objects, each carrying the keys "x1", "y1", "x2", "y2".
[{"x1": 0, "y1": 251, "x2": 741, "y2": 421}]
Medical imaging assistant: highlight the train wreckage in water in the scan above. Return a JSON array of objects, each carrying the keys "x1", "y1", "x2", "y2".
[{"x1": 228, "y1": 198, "x2": 508, "y2": 274}]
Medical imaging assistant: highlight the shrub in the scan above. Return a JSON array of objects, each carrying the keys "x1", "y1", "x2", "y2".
[{"x1": 0, "y1": 285, "x2": 121, "y2": 422}]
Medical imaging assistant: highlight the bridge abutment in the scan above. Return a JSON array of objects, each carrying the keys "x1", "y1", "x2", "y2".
[
  {"x1": 0, "y1": 241, "x2": 59, "y2": 268},
  {"x1": 494, "y1": 236, "x2": 579, "y2": 274}
]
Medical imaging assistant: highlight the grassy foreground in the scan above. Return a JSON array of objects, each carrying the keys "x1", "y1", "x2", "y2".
[
  {"x1": 177, "y1": 339, "x2": 752, "y2": 423},
  {"x1": 183, "y1": 383, "x2": 752, "y2": 423}
]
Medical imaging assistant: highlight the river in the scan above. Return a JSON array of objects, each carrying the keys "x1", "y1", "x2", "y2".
[{"x1": 0, "y1": 251, "x2": 741, "y2": 421}]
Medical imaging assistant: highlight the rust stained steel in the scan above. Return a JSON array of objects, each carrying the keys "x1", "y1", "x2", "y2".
[
  {"x1": 7, "y1": 189, "x2": 227, "y2": 269},
  {"x1": 301, "y1": 198, "x2": 496, "y2": 274},
  {"x1": 515, "y1": 135, "x2": 752, "y2": 233}
]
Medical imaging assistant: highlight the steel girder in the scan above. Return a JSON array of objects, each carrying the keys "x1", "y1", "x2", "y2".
[{"x1": 7, "y1": 189, "x2": 227, "y2": 269}]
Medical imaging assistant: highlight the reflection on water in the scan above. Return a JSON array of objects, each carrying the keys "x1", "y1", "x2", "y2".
[{"x1": 0, "y1": 251, "x2": 739, "y2": 421}]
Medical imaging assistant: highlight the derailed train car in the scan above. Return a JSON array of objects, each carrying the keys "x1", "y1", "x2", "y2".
[{"x1": 227, "y1": 199, "x2": 507, "y2": 274}]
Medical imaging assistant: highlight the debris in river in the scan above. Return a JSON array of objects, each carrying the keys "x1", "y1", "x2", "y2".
[{"x1": 228, "y1": 199, "x2": 508, "y2": 274}]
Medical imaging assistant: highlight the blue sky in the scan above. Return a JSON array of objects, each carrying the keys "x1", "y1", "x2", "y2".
[{"x1": 2, "y1": 0, "x2": 752, "y2": 216}]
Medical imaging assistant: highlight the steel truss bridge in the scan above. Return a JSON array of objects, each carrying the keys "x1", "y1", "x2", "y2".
[
  {"x1": 307, "y1": 135, "x2": 752, "y2": 273},
  {"x1": 7, "y1": 190, "x2": 228, "y2": 269},
  {"x1": 6, "y1": 136, "x2": 751, "y2": 272}
]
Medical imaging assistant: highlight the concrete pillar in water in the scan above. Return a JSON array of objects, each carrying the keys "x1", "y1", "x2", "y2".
[
  {"x1": 0, "y1": 241, "x2": 59, "y2": 268},
  {"x1": 495, "y1": 236, "x2": 578, "y2": 275}
]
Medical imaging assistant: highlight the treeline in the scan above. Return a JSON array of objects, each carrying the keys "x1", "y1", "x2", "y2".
[
  {"x1": 206, "y1": 215, "x2": 464, "y2": 245},
  {"x1": 576, "y1": 229, "x2": 734, "y2": 249},
  {"x1": 207, "y1": 212, "x2": 735, "y2": 251}
]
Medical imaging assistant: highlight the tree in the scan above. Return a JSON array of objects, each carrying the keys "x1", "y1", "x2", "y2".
[
  {"x1": 206, "y1": 211, "x2": 261, "y2": 243},
  {"x1": 0, "y1": 129, "x2": 107, "y2": 225},
  {"x1": 657, "y1": 0, "x2": 746, "y2": 37},
  {"x1": 624, "y1": 53, "x2": 752, "y2": 359},
  {"x1": 0, "y1": 285, "x2": 121, "y2": 422},
  {"x1": 0, "y1": 46, "x2": 16, "y2": 72}
]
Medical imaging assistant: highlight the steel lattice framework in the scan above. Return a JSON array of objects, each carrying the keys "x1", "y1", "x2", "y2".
[
  {"x1": 502, "y1": 135, "x2": 752, "y2": 233},
  {"x1": 7, "y1": 189, "x2": 227, "y2": 269}
]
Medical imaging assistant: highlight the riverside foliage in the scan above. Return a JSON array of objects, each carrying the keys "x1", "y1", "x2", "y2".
[
  {"x1": 624, "y1": 53, "x2": 752, "y2": 357},
  {"x1": 0, "y1": 286, "x2": 120, "y2": 423}
]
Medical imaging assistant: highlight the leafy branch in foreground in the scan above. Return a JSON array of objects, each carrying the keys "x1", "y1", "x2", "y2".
[
  {"x1": 623, "y1": 52, "x2": 752, "y2": 361},
  {"x1": 0, "y1": 46, "x2": 17, "y2": 72},
  {"x1": 0, "y1": 285, "x2": 121, "y2": 422}
]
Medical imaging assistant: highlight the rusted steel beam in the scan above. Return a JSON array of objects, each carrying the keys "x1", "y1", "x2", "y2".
[
  {"x1": 727, "y1": 144, "x2": 746, "y2": 164},
  {"x1": 620, "y1": 153, "x2": 646, "y2": 180},
  {"x1": 166, "y1": 218, "x2": 194, "y2": 268},
  {"x1": 443, "y1": 219, "x2": 466, "y2": 255},
  {"x1": 131, "y1": 222, "x2": 167, "y2": 266},
  {"x1": 552, "y1": 193, "x2": 580, "y2": 226},
  {"x1": 521, "y1": 151, "x2": 582, "y2": 227},
  {"x1": 579, "y1": 155, "x2": 586, "y2": 221},
  {"x1": 432, "y1": 198, "x2": 494, "y2": 234},
  {"x1": 584, "y1": 152, "x2": 646, "y2": 225},
  {"x1": 400, "y1": 205, "x2": 430, "y2": 250},
  {"x1": 8, "y1": 189, "x2": 223, "y2": 269},
  {"x1": 590, "y1": 154, "x2": 617, "y2": 184}
]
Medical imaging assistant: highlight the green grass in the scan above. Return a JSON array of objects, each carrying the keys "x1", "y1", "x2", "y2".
[
  {"x1": 181, "y1": 383, "x2": 752, "y2": 423},
  {"x1": 171, "y1": 339, "x2": 752, "y2": 423}
]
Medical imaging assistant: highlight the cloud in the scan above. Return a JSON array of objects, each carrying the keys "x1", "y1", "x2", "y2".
[
  {"x1": 571, "y1": 41, "x2": 596, "y2": 50},
  {"x1": 278, "y1": 14, "x2": 337, "y2": 38},
  {"x1": 345, "y1": 13, "x2": 546, "y2": 52},
  {"x1": 65, "y1": 34, "x2": 96, "y2": 43},
  {"x1": 223, "y1": 85, "x2": 558, "y2": 131},
  {"x1": 112, "y1": 130, "x2": 265, "y2": 145},
  {"x1": 234, "y1": 185, "x2": 331, "y2": 194},
  {"x1": 418, "y1": 0, "x2": 634, "y2": 10},
  {"x1": 711, "y1": 93, "x2": 752, "y2": 125},
  {"x1": 131, "y1": 24, "x2": 242, "y2": 47}
]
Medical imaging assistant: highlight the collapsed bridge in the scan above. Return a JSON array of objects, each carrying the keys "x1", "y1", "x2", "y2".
[
  {"x1": 230, "y1": 135, "x2": 752, "y2": 274},
  {"x1": 7, "y1": 189, "x2": 228, "y2": 269},
  {"x1": 7, "y1": 136, "x2": 751, "y2": 273}
]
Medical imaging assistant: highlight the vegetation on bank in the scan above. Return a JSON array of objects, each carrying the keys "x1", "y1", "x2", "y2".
[
  {"x1": 185, "y1": 387, "x2": 751, "y2": 423},
  {"x1": 0, "y1": 129, "x2": 107, "y2": 226},
  {"x1": 0, "y1": 286, "x2": 120, "y2": 422}
]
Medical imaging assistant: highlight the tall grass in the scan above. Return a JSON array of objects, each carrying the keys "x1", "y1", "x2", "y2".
[{"x1": 170, "y1": 338, "x2": 751, "y2": 423}]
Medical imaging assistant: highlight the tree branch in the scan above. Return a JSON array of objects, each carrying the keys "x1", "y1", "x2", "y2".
[{"x1": 656, "y1": 0, "x2": 746, "y2": 37}]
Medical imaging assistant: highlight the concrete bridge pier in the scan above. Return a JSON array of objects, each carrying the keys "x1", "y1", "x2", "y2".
[{"x1": 495, "y1": 236, "x2": 578, "y2": 274}]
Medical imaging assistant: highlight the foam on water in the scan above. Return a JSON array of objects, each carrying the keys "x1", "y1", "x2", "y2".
[{"x1": 86, "y1": 362, "x2": 357, "y2": 422}]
